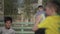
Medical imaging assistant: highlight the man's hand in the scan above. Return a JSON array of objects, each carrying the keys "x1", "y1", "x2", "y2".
[
  {"x1": 32, "y1": 25, "x2": 38, "y2": 32},
  {"x1": 32, "y1": 15, "x2": 41, "y2": 32}
]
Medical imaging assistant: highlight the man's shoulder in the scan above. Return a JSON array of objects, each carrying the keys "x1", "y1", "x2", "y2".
[
  {"x1": 10, "y1": 28, "x2": 15, "y2": 34},
  {"x1": 45, "y1": 16, "x2": 60, "y2": 22},
  {"x1": 0, "y1": 27, "x2": 15, "y2": 32},
  {"x1": 10, "y1": 28, "x2": 15, "y2": 32}
]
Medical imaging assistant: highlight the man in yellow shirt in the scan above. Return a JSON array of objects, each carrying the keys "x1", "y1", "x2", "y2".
[
  {"x1": 38, "y1": 16, "x2": 60, "y2": 34},
  {"x1": 38, "y1": 0, "x2": 60, "y2": 34}
]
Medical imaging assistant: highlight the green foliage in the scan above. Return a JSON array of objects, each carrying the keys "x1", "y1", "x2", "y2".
[
  {"x1": 24, "y1": 0, "x2": 32, "y2": 19},
  {"x1": 4, "y1": 0, "x2": 17, "y2": 15},
  {"x1": 4, "y1": 0, "x2": 18, "y2": 19},
  {"x1": 4, "y1": 0, "x2": 13, "y2": 15},
  {"x1": 43, "y1": 0, "x2": 47, "y2": 6}
]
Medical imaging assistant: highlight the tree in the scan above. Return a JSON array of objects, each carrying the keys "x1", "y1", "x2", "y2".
[
  {"x1": 23, "y1": 0, "x2": 32, "y2": 22},
  {"x1": 23, "y1": 0, "x2": 38, "y2": 22},
  {"x1": 4, "y1": 0, "x2": 18, "y2": 20}
]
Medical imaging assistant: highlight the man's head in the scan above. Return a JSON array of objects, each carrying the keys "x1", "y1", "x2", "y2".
[
  {"x1": 45, "y1": 0, "x2": 60, "y2": 16},
  {"x1": 38, "y1": 5, "x2": 44, "y2": 11},
  {"x1": 4, "y1": 17, "x2": 12, "y2": 29}
]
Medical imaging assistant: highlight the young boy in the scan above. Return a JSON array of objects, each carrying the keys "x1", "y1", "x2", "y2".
[
  {"x1": 0, "y1": 17, "x2": 15, "y2": 34},
  {"x1": 32, "y1": 5, "x2": 45, "y2": 34}
]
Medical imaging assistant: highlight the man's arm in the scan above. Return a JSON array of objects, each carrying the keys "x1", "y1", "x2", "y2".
[{"x1": 32, "y1": 15, "x2": 41, "y2": 31}]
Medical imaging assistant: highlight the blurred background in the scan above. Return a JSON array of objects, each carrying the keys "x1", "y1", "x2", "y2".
[{"x1": 0, "y1": 0, "x2": 60, "y2": 34}]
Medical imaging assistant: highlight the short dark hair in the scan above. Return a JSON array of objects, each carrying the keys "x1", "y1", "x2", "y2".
[
  {"x1": 4, "y1": 17, "x2": 12, "y2": 23},
  {"x1": 38, "y1": 5, "x2": 43, "y2": 8},
  {"x1": 46, "y1": 0, "x2": 60, "y2": 15}
]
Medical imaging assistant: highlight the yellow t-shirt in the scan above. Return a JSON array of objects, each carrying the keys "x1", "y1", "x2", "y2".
[{"x1": 38, "y1": 16, "x2": 60, "y2": 34}]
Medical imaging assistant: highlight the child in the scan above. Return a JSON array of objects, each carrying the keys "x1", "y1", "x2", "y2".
[
  {"x1": 0, "y1": 17, "x2": 15, "y2": 34},
  {"x1": 32, "y1": 5, "x2": 45, "y2": 34}
]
